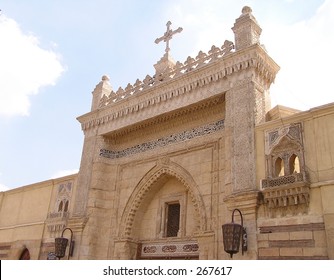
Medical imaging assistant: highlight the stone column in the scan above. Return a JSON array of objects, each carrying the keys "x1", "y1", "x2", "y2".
[
  {"x1": 73, "y1": 76, "x2": 112, "y2": 218},
  {"x1": 196, "y1": 232, "x2": 216, "y2": 260},
  {"x1": 221, "y1": 6, "x2": 279, "y2": 260},
  {"x1": 113, "y1": 239, "x2": 139, "y2": 260},
  {"x1": 223, "y1": 191, "x2": 261, "y2": 260}
]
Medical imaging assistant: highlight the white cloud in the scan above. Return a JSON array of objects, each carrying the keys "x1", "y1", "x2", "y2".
[
  {"x1": 0, "y1": 15, "x2": 65, "y2": 117},
  {"x1": 51, "y1": 169, "x2": 79, "y2": 179}
]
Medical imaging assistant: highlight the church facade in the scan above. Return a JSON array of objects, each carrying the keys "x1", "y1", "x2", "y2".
[{"x1": 1, "y1": 7, "x2": 333, "y2": 260}]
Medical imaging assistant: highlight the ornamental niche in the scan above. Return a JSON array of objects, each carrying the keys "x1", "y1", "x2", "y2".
[
  {"x1": 261, "y1": 123, "x2": 310, "y2": 217},
  {"x1": 45, "y1": 181, "x2": 73, "y2": 235}
]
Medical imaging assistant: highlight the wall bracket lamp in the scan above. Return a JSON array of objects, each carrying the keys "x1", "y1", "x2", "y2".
[
  {"x1": 55, "y1": 227, "x2": 74, "y2": 260},
  {"x1": 222, "y1": 209, "x2": 247, "y2": 258}
]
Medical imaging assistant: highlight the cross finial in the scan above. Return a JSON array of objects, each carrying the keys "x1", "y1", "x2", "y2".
[{"x1": 155, "y1": 21, "x2": 183, "y2": 55}]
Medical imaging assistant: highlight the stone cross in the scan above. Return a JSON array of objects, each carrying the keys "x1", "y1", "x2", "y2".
[{"x1": 155, "y1": 21, "x2": 183, "y2": 55}]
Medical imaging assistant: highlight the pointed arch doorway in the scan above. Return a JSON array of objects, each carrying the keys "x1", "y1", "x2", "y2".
[
  {"x1": 117, "y1": 161, "x2": 207, "y2": 260},
  {"x1": 19, "y1": 248, "x2": 30, "y2": 260}
]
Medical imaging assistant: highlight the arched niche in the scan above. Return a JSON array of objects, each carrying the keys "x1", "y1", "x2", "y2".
[{"x1": 119, "y1": 160, "x2": 207, "y2": 239}]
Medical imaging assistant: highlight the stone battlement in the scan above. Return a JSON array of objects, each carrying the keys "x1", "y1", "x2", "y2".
[{"x1": 98, "y1": 40, "x2": 235, "y2": 109}]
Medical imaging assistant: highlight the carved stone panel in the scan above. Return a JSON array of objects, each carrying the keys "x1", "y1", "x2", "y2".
[
  {"x1": 139, "y1": 241, "x2": 199, "y2": 259},
  {"x1": 45, "y1": 181, "x2": 73, "y2": 235},
  {"x1": 261, "y1": 123, "x2": 310, "y2": 217}
]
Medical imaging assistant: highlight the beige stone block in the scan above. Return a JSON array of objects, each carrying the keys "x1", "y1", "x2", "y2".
[
  {"x1": 279, "y1": 247, "x2": 303, "y2": 256},
  {"x1": 0, "y1": 230, "x2": 13, "y2": 240},
  {"x1": 257, "y1": 240, "x2": 269, "y2": 248},
  {"x1": 308, "y1": 188, "x2": 323, "y2": 214},
  {"x1": 268, "y1": 232, "x2": 290, "y2": 241},
  {"x1": 12, "y1": 224, "x2": 44, "y2": 240},
  {"x1": 321, "y1": 185, "x2": 334, "y2": 214},
  {"x1": 258, "y1": 248, "x2": 279, "y2": 257},
  {"x1": 303, "y1": 247, "x2": 328, "y2": 257},
  {"x1": 201, "y1": 162, "x2": 212, "y2": 173},
  {"x1": 313, "y1": 230, "x2": 327, "y2": 247},
  {"x1": 192, "y1": 168, "x2": 205, "y2": 181},
  {"x1": 201, "y1": 183, "x2": 212, "y2": 195},
  {"x1": 289, "y1": 231, "x2": 313, "y2": 240},
  {"x1": 257, "y1": 233, "x2": 269, "y2": 241}
]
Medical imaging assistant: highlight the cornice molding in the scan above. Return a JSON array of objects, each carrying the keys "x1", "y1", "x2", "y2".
[{"x1": 77, "y1": 44, "x2": 279, "y2": 135}]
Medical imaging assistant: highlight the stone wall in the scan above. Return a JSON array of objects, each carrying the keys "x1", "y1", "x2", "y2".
[{"x1": 256, "y1": 103, "x2": 334, "y2": 259}]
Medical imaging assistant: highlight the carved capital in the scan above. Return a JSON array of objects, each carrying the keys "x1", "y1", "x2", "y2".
[{"x1": 224, "y1": 190, "x2": 262, "y2": 214}]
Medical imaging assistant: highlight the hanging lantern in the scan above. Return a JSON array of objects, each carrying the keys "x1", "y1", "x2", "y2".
[
  {"x1": 54, "y1": 228, "x2": 74, "y2": 260},
  {"x1": 55, "y1": 237, "x2": 68, "y2": 259},
  {"x1": 222, "y1": 209, "x2": 247, "y2": 258}
]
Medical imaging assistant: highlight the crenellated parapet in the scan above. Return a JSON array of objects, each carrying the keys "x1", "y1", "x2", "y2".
[
  {"x1": 78, "y1": 44, "x2": 279, "y2": 135},
  {"x1": 98, "y1": 40, "x2": 235, "y2": 108}
]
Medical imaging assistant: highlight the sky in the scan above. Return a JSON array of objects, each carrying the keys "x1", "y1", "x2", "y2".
[{"x1": 0, "y1": 0, "x2": 333, "y2": 191}]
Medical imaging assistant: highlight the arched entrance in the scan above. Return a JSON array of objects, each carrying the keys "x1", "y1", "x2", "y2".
[
  {"x1": 117, "y1": 160, "x2": 207, "y2": 259},
  {"x1": 19, "y1": 248, "x2": 30, "y2": 260}
]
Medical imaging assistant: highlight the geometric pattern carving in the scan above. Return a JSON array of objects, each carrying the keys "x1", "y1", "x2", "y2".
[
  {"x1": 119, "y1": 161, "x2": 207, "y2": 238},
  {"x1": 100, "y1": 119, "x2": 224, "y2": 159},
  {"x1": 261, "y1": 173, "x2": 305, "y2": 188},
  {"x1": 264, "y1": 122, "x2": 306, "y2": 179},
  {"x1": 55, "y1": 181, "x2": 72, "y2": 212},
  {"x1": 45, "y1": 211, "x2": 70, "y2": 233},
  {"x1": 262, "y1": 123, "x2": 310, "y2": 217},
  {"x1": 265, "y1": 123, "x2": 303, "y2": 155},
  {"x1": 139, "y1": 241, "x2": 199, "y2": 259},
  {"x1": 45, "y1": 181, "x2": 73, "y2": 234},
  {"x1": 267, "y1": 124, "x2": 302, "y2": 154}
]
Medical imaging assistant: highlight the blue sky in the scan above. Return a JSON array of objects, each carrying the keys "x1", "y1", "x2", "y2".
[{"x1": 0, "y1": 0, "x2": 333, "y2": 190}]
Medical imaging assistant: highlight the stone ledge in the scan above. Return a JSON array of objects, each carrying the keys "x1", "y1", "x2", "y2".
[
  {"x1": 259, "y1": 222, "x2": 325, "y2": 233},
  {"x1": 259, "y1": 256, "x2": 328, "y2": 260},
  {"x1": 269, "y1": 239, "x2": 315, "y2": 248}
]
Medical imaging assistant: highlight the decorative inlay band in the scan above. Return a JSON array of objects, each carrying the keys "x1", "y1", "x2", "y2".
[
  {"x1": 261, "y1": 173, "x2": 305, "y2": 188},
  {"x1": 140, "y1": 242, "x2": 199, "y2": 258},
  {"x1": 100, "y1": 119, "x2": 224, "y2": 159}
]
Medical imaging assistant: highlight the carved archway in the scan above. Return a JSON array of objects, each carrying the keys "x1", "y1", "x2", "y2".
[
  {"x1": 19, "y1": 248, "x2": 30, "y2": 260},
  {"x1": 119, "y1": 159, "x2": 207, "y2": 238}
]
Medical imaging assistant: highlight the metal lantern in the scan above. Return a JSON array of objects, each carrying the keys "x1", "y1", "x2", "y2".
[
  {"x1": 55, "y1": 228, "x2": 74, "y2": 260},
  {"x1": 55, "y1": 237, "x2": 68, "y2": 259},
  {"x1": 222, "y1": 209, "x2": 247, "y2": 258}
]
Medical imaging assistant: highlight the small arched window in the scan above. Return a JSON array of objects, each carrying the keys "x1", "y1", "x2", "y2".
[
  {"x1": 64, "y1": 200, "x2": 69, "y2": 212},
  {"x1": 274, "y1": 157, "x2": 284, "y2": 177},
  {"x1": 58, "y1": 201, "x2": 63, "y2": 212},
  {"x1": 289, "y1": 154, "x2": 300, "y2": 174}
]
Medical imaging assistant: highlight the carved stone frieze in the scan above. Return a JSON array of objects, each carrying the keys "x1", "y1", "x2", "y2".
[
  {"x1": 77, "y1": 44, "x2": 279, "y2": 135},
  {"x1": 139, "y1": 241, "x2": 199, "y2": 258},
  {"x1": 265, "y1": 123, "x2": 303, "y2": 155},
  {"x1": 100, "y1": 119, "x2": 224, "y2": 160},
  {"x1": 261, "y1": 172, "x2": 306, "y2": 188},
  {"x1": 45, "y1": 211, "x2": 70, "y2": 235}
]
